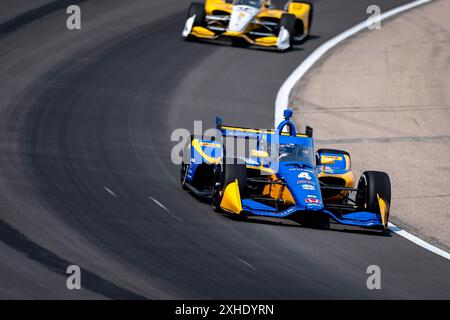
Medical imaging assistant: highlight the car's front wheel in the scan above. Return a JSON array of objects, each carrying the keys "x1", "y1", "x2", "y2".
[
  {"x1": 211, "y1": 166, "x2": 223, "y2": 212},
  {"x1": 356, "y1": 171, "x2": 391, "y2": 216},
  {"x1": 188, "y1": 2, "x2": 206, "y2": 27},
  {"x1": 279, "y1": 13, "x2": 296, "y2": 49},
  {"x1": 211, "y1": 158, "x2": 247, "y2": 213}
]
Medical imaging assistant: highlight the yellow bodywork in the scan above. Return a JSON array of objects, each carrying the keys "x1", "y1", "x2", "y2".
[
  {"x1": 257, "y1": 8, "x2": 285, "y2": 20},
  {"x1": 189, "y1": 0, "x2": 313, "y2": 47},
  {"x1": 220, "y1": 173, "x2": 295, "y2": 214},
  {"x1": 191, "y1": 139, "x2": 222, "y2": 164},
  {"x1": 262, "y1": 181, "x2": 295, "y2": 206},
  {"x1": 287, "y1": 2, "x2": 312, "y2": 32},
  {"x1": 205, "y1": 0, "x2": 233, "y2": 16},
  {"x1": 191, "y1": 26, "x2": 216, "y2": 39},
  {"x1": 220, "y1": 179, "x2": 243, "y2": 214},
  {"x1": 321, "y1": 155, "x2": 345, "y2": 163},
  {"x1": 317, "y1": 154, "x2": 356, "y2": 201},
  {"x1": 254, "y1": 36, "x2": 278, "y2": 47},
  {"x1": 377, "y1": 194, "x2": 390, "y2": 230}
]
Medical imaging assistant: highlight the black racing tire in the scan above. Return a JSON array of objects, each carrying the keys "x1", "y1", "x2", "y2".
[
  {"x1": 223, "y1": 158, "x2": 247, "y2": 196},
  {"x1": 294, "y1": 20, "x2": 304, "y2": 39},
  {"x1": 279, "y1": 13, "x2": 296, "y2": 47},
  {"x1": 356, "y1": 171, "x2": 391, "y2": 215},
  {"x1": 188, "y1": 2, "x2": 206, "y2": 27},
  {"x1": 211, "y1": 158, "x2": 247, "y2": 212},
  {"x1": 289, "y1": 1, "x2": 314, "y2": 38},
  {"x1": 180, "y1": 161, "x2": 189, "y2": 190},
  {"x1": 211, "y1": 166, "x2": 223, "y2": 212}
]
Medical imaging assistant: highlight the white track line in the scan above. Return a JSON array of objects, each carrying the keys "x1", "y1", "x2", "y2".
[
  {"x1": 230, "y1": 254, "x2": 257, "y2": 271},
  {"x1": 148, "y1": 196, "x2": 182, "y2": 222},
  {"x1": 275, "y1": 0, "x2": 450, "y2": 260},
  {"x1": 104, "y1": 186, "x2": 117, "y2": 197},
  {"x1": 275, "y1": 0, "x2": 432, "y2": 125},
  {"x1": 388, "y1": 223, "x2": 450, "y2": 260}
]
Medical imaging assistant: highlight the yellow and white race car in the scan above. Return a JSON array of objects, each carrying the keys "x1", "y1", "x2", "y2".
[{"x1": 182, "y1": 0, "x2": 313, "y2": 51}]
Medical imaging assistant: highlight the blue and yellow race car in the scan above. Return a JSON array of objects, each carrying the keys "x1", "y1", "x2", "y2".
[{"x1": 180, "y1": 109, "x2": 391, "y2": 231}]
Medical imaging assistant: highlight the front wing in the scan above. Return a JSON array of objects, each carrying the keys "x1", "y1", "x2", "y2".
[
  {"x1": 182, "y1": 19, "x2": 291, "y2": 50},
  {"x1": 221, "y1": 181, "x2": 387, "y2": 229}
]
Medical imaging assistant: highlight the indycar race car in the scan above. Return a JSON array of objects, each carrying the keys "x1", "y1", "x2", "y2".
[
  {"x1": 180, "y1": 109, "x2": 391, "y2": 231},
  {"x1": 182, "y1": 0, "x2": 313, "y2": 51}
]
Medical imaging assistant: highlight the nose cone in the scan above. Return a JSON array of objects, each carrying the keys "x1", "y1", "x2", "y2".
[
  {"x1": 228, "y1": 5, "x2": 258, "y2": 32},
  {"x1": 303, "y1": 195, "x2": 324, "y2": 211},
  {"x1": 282, "y1": 169, "x2": 324, "y2": 211}
]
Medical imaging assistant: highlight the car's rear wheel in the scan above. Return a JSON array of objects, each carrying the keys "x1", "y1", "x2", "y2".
[
  {"x1": 356, "y1": 171, "x2": 391, "y2": 215},
  {"x1": 180, "y1": 162, "x2": 189, "y2": 190}
]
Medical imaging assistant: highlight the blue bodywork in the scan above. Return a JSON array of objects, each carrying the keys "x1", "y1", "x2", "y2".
[{"x1": 184, "y1": 110, "x2": 385, "y2": 229}]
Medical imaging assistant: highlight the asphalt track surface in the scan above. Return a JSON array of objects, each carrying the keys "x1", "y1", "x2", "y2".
[{"x1": 0, "y1": 0, "x2": 449, "y2": 299}]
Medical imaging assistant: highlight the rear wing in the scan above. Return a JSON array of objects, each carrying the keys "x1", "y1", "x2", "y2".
[{"x1": 215, "y1": 116, "x2": 313, "y2": 139}]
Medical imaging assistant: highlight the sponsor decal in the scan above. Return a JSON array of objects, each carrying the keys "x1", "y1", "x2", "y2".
[
  {"x1": 293, "y1": 168, "x2": 314, "y2": 173},
  {"x1": 302, "y1": 184, "x2": 315, "y2": 191},
  {"x1": 298, "y1": 172, "x2": 312, "y2": 180},
  {"x1": 291, "y1": 3, "x2": 305, "y2": 11},
  {"x1": 297, "y1": 179, "x2": 314, "y2": 185},
  {"x1": 199, "y1": 142, "x2": 221, "y2": 148},
  {"x1": 322, "y1": 173, "x2": 339, "y2": 177},
  {"x1": 305, "y1": 198, "x2": 321, "y2": 204},
  {"x1": 321, "y1": 155, "x2": 343, "y2": 161}
]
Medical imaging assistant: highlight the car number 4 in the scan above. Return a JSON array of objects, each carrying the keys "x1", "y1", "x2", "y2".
[{"x1": 298, "y1": 172, "x2": 312, "y2": 180}]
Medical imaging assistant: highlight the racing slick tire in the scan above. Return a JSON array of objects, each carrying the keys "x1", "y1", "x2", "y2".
[
  {"x1": 188, "y1": 2, "x2": 206, "y2": 27},
  {"x1": 211, "y1": 158, "x2": 247, "y2": 213},
  {"x1": 181, "y1": 161, "x2": 189, "y2": 190},
  {"x1": 279, "y1": 14, "x2": 296, "y2": 48},
  {"x1": 288, "y1": 1, "x2": 314, "y2": 42},
  {"x1": 356, "y1": 171, "x2": 391, "y2": 216}
]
